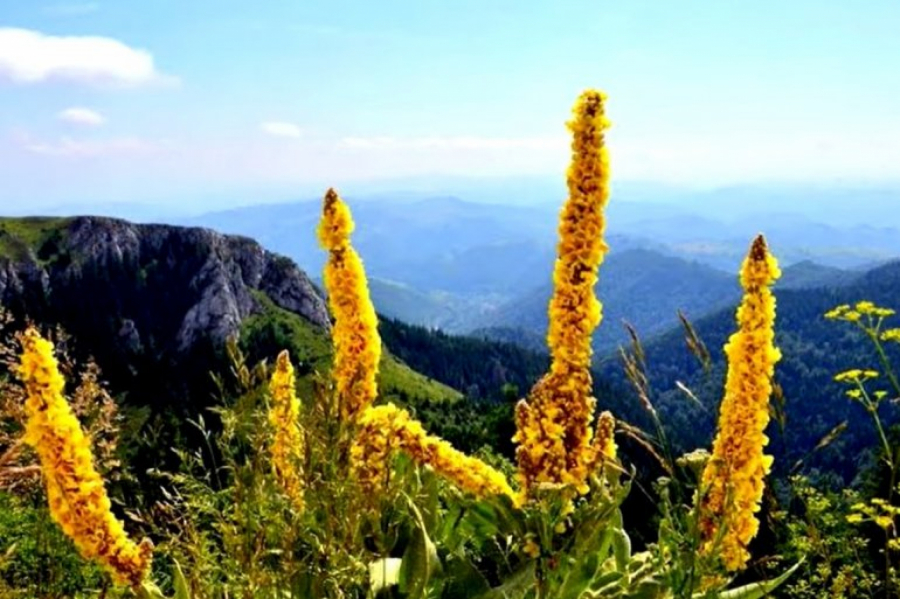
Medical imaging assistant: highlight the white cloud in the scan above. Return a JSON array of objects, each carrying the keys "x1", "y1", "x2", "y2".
[
  {"x1": 261, "y1": 121, "x2": 303, "y2": 138},
  {"x1": 57, "y1": 107, "x2": 106, "y2": 126},
  {"x1": 340, "y1": 135, "x2": 565, "y2": 150},
  {"x1": 42, "y1": 3, "x2": 100, "y2": 16},
  {"x1": 22, "y1": 135, "x2": 159, "y2": 157},
  {"x1": 0, "y1": 27, "x2": 175, "y2": 87}
]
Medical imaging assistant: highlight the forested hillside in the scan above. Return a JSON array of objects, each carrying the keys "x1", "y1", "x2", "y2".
[{"x1": 597, "y1": 259, "x2": 900, "y2": 484}]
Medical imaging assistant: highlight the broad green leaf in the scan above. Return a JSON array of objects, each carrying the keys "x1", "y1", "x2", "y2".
[
  {"x1": 559, "y1": 549, "x2": 602, "y2": 599},
  {"x1": 399, "y1": 500, "x2": 440, "y2": 599},
  {"x1": 474, "y1": 562, "x2": 537, "y2": 599},
  {"x1": 702, "y1": 559, "x2": 804, "y2": 599},
  {"x1": 442, "y1": 554, "x2": 492, "y2": 599},
  {"x1": 171, "y1": 559, "x2": 191, "y2": 599},
  {"x1": 612, "y1": 528, "x2": 632, "y2": 573}
]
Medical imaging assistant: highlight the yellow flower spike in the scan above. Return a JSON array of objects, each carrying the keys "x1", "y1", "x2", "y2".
[
  {"x1": 18, "y1": 328, "x2": 152, "y2": 588},
  {"x1": 513, "y1": 90, "x2": 612, "y2": 498},
  {"x1": 351, "y1": 404, "x2": 515, "y2": 501},
  {"x1": 591, "y1": 411, "x2": 617, "y2": 466},
  {"x1": 699, "y1": 235, "x2": 782, "y2": 572},
  {"x1": 268, "y1": 350, "x2": 305, "y2": 511},
  {"x1": 317, "y1": 188, "x2": 382, "y2": 421}
]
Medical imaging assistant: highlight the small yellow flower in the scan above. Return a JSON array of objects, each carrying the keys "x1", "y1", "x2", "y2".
[
  {"x1": 268, "y1": 350, "x2": 305, "y2": 511},
  {"x1": 523, "y1": 538, "x2": 541, "y2": 559},
  {"x1": 883, "y1": 328, "x2": 900, "y2": 343},
  {"x1": 825, "y1": 305, "x2": 851, "y2": 320},
  {"x1": 19, "y1": 328, "x2": 152, "y2": 588},
  {"x1": 699, "y1": 235, "x2": 781, "y2": 572},
  {"x1": 318, "y1": 188, "x2": 382, "y2": 421},
  {"x1": 856, "y1": 301, "x2": 877, "y2": 315}
]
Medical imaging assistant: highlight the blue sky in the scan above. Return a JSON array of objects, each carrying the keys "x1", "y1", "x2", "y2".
[{"x1": 0, "y1": 0, "x2": 898, "y2": 211}]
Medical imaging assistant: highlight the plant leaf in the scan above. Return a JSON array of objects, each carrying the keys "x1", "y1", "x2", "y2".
[
  {"x1": 172, "y1": 558, "x2": 191, "y2": 599},
  {"x1": 399, "y1": 499, "x2": 439, "y2": 599},
  {"x1": 702, "y1": 559, "x2": 804, "y2": 599}
]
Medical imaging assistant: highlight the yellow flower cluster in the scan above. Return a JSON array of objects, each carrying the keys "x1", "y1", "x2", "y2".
[
  {"x1": 825, "y1": 301, "x2": 896, "y2": 322},
  {"x1": 18, "y1": 328, "x2": 152, "y2": 588},
  {"x1": 350, "y1": 403, "x2": 514, "y2": 501},
  {"x1": 848, "y1": 498, "x2": 900, "y2": 532},
  {"x1": 268, "y1": 350, "x2": 305, "y2": 511},
  {"x1": 699, "y1": 235, "x2": 782, "y2": 572},
  {"x1": 514, "y1": 90, "x2": 612, "y2": 496},
  {"x1": 833, "y1": 369, "x2": 879, "y2": 383},
  {"x1": 317, "y1": 188, "x2": 382, "y2": 421}
]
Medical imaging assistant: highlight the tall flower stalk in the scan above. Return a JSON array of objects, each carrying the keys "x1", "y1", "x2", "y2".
[
  {"x1": 513, "y1": 89, "x2": 612, "y2": 496},
  {"x1": 18, "y1": 328, "x2": 153, "y2": 588},
  {"x1": 317, "y1": 188, "x2": 383, "y2": 421},
  {"x1": 699, "y1": 235, "x2": 782, "y2": 571},
  {"x1": 351, "y1": 403, "x2": 514, "y2": 501},
  {"x1": 268, "y1": 350, "x2": 305, "y2": 511}
]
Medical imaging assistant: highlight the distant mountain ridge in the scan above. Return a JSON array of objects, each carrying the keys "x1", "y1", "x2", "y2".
[
  {"x1": 472, "y1": 248, "x2": 741, "y2": 353},
  {"x1": 180, "y1": 191, "x2": 900, "y2": 342}
]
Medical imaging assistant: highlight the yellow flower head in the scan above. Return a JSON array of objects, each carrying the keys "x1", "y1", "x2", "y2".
[
  {"x1": 514, "y1": 89, "x2": 611, "y2": 497},
  {"x1": 268, "y1": 350, "x2": 305, "y2": 511},
  {"x1": 699, "y1": 235, "x2": 781, "y2": 571},
  {"x1": 317, "y1": 188, "x2": 382, "y2": 421},
  {"x1": 18, "y1": 328, "x2": 152, "y2": 588},
  {"x1": 351, "y1": 403, "x2": 514, "y2": 501}
]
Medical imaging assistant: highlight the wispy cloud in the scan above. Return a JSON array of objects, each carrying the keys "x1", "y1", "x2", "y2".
[
  {"x1": 340, "y1": 135, "x2": 565, "y2": 150},
  {"x1": 42, "y1": 3, "x2": 100, "y2": 17},
  {"x1": 21, "y1": 135, "x2": 160, "y2": 157},
  {"x1": 261, "y1": 121, "x2": 303, "y2": 138},
  {"x1": 0, "y1": 27, "x2": 176, "y2": 87},
  {"x1": 57, "y1": 107, "x2": 106, "y2": 126}
]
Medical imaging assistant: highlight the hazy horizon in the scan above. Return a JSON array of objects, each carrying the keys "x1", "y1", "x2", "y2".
[{"x1": 2, "y1": 0, "x2": 899, "y2": 212}]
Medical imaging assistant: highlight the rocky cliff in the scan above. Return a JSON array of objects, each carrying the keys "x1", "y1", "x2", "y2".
[{"x1": 0, "y1": 216, "x2": 329, "y2": 352}]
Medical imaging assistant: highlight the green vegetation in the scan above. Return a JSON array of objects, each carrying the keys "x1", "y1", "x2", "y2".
[
  {"x1": 0, "y1": 493, "x2": 107, "y2": 598},
  {"x1": 0, "y1": 217, "x2": 71, "y2": 264},
  {"x1": 242, "y1": 291, "x2": 461, "y2": 405}
]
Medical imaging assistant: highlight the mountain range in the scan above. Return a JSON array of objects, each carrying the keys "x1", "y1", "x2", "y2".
[{"x1": 178, "y1": 187, "x2": 899, "y2": 348}]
